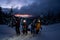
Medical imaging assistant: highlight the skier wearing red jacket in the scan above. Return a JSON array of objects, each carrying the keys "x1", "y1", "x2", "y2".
[{"x1": 22, "y1": 20, "x2": 28, "y2": 35}]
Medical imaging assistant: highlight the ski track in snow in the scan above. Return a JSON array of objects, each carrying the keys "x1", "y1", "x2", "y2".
[
  {"x1": 3, "y1": 32, "x2": 33, "y2": 40},
  {"x1": 0, "y1": 23, "x2": 60, "y2": 40}
]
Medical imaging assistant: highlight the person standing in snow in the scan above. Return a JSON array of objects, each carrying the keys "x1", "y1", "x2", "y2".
[
  {"x1": 22, "y1": 20, "x2": 28, "y2": 35},
  {"x1": 31, "y1": 19, "x2": 36, "y2": 34},
  {"x1": 35, "y1": 19, "x2": 42, "y2": 34},
  {"x1": 15, "y1": 17, "x2": 20, "y2": 35}
]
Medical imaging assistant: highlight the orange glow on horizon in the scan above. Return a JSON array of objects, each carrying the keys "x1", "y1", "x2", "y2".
[{"x1": 14, "y1": 14, "x2": 32, "y2": 18}]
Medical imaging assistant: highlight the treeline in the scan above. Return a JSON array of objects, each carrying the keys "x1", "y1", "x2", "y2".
[
  {"x1": 0, "y1": 7, "x2": 60, "y2": 25},
  {"x1": 0, "y1": 7, "x2": 13, "y2": 24},
  {"x1": 40, "y1": 10, "x2": 60, "y2": 25}
]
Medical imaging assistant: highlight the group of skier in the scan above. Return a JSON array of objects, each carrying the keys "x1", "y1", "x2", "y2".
[
  {"x1": 31, "y1": 19, "x2": 42, "y2": 34},
  {"x1": 9, "y1": 17, "x2": 42, "y2": 36},
  {"x1": 0, "y1": 6, "x2": 42, "y2": 36}
]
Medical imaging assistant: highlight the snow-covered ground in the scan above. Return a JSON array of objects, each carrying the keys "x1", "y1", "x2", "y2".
[{"x1": 0, "y1": 23, "x2": 60, "y2": 40}]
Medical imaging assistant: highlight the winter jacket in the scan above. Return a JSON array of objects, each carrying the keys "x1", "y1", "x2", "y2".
[{"x1": 35, "y1": 22, "x2": 41, "y2": 30}]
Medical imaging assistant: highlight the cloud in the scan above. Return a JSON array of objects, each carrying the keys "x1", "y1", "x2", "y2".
[
  {"x1": 19, "y1": 0, "x2": 60, "y2": 15},
  {"x1": 0, "y1": 0, "x2": 60, "y2": 15},
  {"x1": 0, "y1": 0, "x2": 35, "y2": 9}
]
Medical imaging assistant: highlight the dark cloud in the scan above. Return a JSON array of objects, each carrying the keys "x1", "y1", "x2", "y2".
[
  {"x1": 0, "y1": 0, "x2": 60, "y2": 15},
  {"x1": 20, "y1": 0, "x2": 60, "y2": 15}
]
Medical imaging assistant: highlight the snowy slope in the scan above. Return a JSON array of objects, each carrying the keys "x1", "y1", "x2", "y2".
[
  {"x1": 0, "y1": 25, "x2": 16, "y2": 40},
  {"x1": 28, "y1": 23, "x2": 60, "y2": 40},
  {"x1": 0, "y1": 23, "x2": 60, "y2": 40}
]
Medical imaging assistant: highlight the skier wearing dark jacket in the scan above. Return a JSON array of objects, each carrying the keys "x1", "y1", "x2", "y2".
[
  {"x1": 15, "y1": 17, "x2": 20, "y2": 35},
  {"x1": 31, "y1": 19, "x2": 36, "y2": 34}
]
